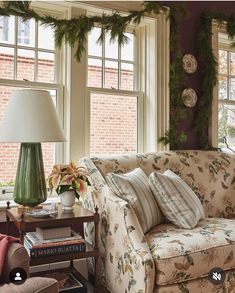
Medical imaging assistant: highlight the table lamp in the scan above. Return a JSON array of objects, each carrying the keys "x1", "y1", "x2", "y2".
[{"x1": 0, "y1": 89, "x2": 65, "y2": 208}]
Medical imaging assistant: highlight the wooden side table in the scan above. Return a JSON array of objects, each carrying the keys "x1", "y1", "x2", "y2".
[{"x1": 6, "y1": 202, "x2": 99, "y2": 288}]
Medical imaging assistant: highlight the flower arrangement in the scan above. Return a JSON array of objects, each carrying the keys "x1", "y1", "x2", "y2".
[{"x1": 47, "y1": 162, "x2": 90, "y2": 199}]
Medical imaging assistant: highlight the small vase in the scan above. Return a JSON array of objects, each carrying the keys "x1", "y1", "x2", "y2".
[{"x1": 59, "y1": 191, "x2": 76, "y2": 211}]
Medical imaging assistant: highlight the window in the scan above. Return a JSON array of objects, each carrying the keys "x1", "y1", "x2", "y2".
[
  {"x1": 211, "y1": 24, "x2": 235, "y2": 151},
  {"x1": 0, "y1": 16, "x2": 9, "y2": 42},
  {"x1": 0, "y1": 11, "x2": 63, "y2": 202},
  {"x1": 87, "y1": 27, "x2": 139, "y2": 155},
  {"x1": 69, "y1": 6, "x2": 169, "y2": 162},
  {"x1": 218, "y1": 46, "x2": 235, "y2": 150}
]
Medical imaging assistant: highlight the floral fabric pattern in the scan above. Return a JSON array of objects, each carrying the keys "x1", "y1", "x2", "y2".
[
  {"x1": 145, "y1": 218, "x2": 235, "y2": 286},
  {"x1": 79, "y1": 151, "x2": 235, "y2": 293}
]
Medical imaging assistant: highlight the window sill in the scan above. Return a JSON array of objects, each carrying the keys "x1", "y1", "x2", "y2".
[{"x1": 0, "y1": 197, "x2": 82, "y2": 210}]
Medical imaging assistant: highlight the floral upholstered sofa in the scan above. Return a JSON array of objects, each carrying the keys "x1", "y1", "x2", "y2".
[{"x1": 79, "y1": 150, "x2": 235, "y2": 293}]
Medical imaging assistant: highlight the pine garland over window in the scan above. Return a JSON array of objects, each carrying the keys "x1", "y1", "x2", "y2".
[
  {"x1": 0, "y1": 1, "x2": 187, "y2": 149},
  {"x1": 0, "y1": 1, "x2": 166, "y2": 61}
]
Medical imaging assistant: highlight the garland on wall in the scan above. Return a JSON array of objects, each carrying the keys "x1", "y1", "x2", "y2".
[
  {"x1": 158, "y1": 5, "x2": 188, "y2": 149},
  {"x1": 196, "y1": 11, "x2": 235, "y2": 149}
]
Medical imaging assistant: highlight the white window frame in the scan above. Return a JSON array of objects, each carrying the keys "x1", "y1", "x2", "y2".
[
  {"x1": 69, "y1": 4, "x2": 170, "y2": 163},
  {"x1": 211, "y1": 21, "x2": 235, "y2": 150}
]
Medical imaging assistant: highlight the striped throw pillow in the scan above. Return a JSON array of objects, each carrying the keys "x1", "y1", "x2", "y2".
[
  {"x1": 106, "y1": 168, "x2": 163, "y2": 233},
  {"x1": 149, "y1": 170, "x2": 205, "y2": 229}
]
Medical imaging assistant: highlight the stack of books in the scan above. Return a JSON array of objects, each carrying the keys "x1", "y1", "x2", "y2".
[{"x1": 24, "y1": 226, "x2": 86, "y2": 258}]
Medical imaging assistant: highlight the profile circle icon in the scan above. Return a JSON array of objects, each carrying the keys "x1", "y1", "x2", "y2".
[
  {"x1": 208, "y1": 267, "x2": 225, "y2": 285},
  {"x1": 9, "y1": 267, "x2": 27, "y2": 285}
]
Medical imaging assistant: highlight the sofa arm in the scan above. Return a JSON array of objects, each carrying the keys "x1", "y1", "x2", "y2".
[
  {"x1": 99, "y1": 185, "x2": 155, "y2": 293},
  {"x1": 1, "y1": 242, "x2": 29, "y2": 283},
  {"x1": 0, "y1": 277, "x2": 58, "y2": 293},
  {"x1": 79, "y1": 157, "x2": 155, "y2": 292}
]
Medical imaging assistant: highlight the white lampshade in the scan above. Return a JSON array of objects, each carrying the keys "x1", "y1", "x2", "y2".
[{"x1": 0, "y1": 89, "x2": 65, "y2": 142}]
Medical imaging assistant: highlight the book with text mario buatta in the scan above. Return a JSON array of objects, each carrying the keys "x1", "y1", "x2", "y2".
[{"x1": 24, "y1": 237, "x2": 86, "y2": 258}]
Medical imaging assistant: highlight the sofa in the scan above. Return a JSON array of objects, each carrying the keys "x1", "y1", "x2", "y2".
[
  {"x1": 80, "y1": 150, "x2": 235, "y2": 293},
  {"x1": 0, "y1": 240, "x2": 58, "y2": 293}
]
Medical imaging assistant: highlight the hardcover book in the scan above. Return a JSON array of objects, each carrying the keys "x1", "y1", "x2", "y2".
[
  {"x1": 26, "y1": 230, "x2": 82, "y2": 246},
  {"x1": 24, "y1": 237, "x2": 86, "y2": 258},
  {"x1": 25, "y1": 236, "x2": 85, "y2": 249},
  {"x1": 36, "y1": 226, "x2": 71, "y2": 240}
]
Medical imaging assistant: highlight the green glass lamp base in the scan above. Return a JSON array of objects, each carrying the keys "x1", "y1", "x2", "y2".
[{"x1": 13, "y1": 143, "x2": 47, "y2": 206}]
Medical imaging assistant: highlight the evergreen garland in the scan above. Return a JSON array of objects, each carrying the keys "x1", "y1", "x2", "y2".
[
  {"x1": 159, "y1": 5, "x2": 188, "y2": 149},
  {"x1": 195, "y1": 11, "x2": 218, "y2": 149},
  {"x1": 196, "y1": 11, "x2": 235, "y2": 149},
  {"x1": 0, "y1": 1, "x2": 166, "y2": 61}
]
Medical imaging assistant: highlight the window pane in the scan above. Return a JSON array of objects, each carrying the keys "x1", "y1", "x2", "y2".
[
  {"x1": 88, "y1": 27, "x2": 102, "y2": 57},
  {"x1": 105, "y1": 32, "x2": 118, "y2": 59},
  {"x1": 18, "y1": 18, "x2": 35, "y2": 47},
  {"x1": 38, "y1": 21, "x2": 54, "y2": 50},
  {"x1": 121, "y1": 63, "x2": 134, "y2": 90},
  {"x1": 0, "y1": 86, "x2": 20, "y2": 190},
  {"x1": 219, "y1": 75, "x2": 228, "y2": 99},
  {"x1": 0, "y1": 86, "x2": 56, "y2": 190},
  {"x1": 0, "y1": 16, "x2": 14, "y2": 44},
  {"x1": 37, "y1": 51, "x2": 55, "y2": 83},
  {"x1": 90, "y1": 93, "x2": 137, "y2": 155},
  {"x1": 121, "y1": 33, "x2": 134, "y2": 61},
  {"x1": 231, "y1": 52, "x2": 235, "y2": 75},
  {"x1": 231, "y1": 78, "x2": 235, "y2": 100},
  {"x1": 88, "y1": 58, "x2": 102, "y2": 87},
  {"x1": 43, "y1": 89, "x2": 56, "y2": 178},
  {"x1": 17, "y1": 49, "x2": 35, "y2": 81},
  {"x1": 105, "y1": 61, "x2": 118, "y2": 89},
  {"x1": 218, "y1": 103, "x2": 235, "y2": 150},
  {"x1": 219, "y1": 50, "x2": 228, "y2": 75},
  {"x1": 0, "y1": 46, "x2": 14, "y2": 79}
]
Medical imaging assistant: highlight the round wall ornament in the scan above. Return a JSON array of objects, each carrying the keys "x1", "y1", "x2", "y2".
[
  {"x1": 182, "y1": 54, "x2": 198, "y2": 74},
  {"x1": 182, "y1": 88, "x2": 198, "y2": 108}
]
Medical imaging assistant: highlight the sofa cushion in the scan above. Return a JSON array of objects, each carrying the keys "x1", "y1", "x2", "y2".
[
  {"x1": 106, "y1": 168, "x2": 163, "y2": 233},
  {"x1": 145, "y1": 217, "x2": 235, "y2": 286},
  {"x1": 149, "y1": 169, "x2": 205, "y2": 229}
]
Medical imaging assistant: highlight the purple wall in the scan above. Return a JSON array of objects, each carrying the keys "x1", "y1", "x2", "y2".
[{"x1": 169, "y1": 1, "x2": 235, "y2": 149}]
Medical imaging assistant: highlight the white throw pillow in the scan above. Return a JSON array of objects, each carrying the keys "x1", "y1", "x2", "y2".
[
  {"x1": 149, "y1": 169, "x2": 205, "y2": 229},
  {"x1": 106, "y1": 168, "x2": 163, "y2": 233}
]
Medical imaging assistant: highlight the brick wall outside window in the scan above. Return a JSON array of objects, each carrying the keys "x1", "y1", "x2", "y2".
[{"x1": 0, "y1": 54, "x2": 136, "y2": 184}]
